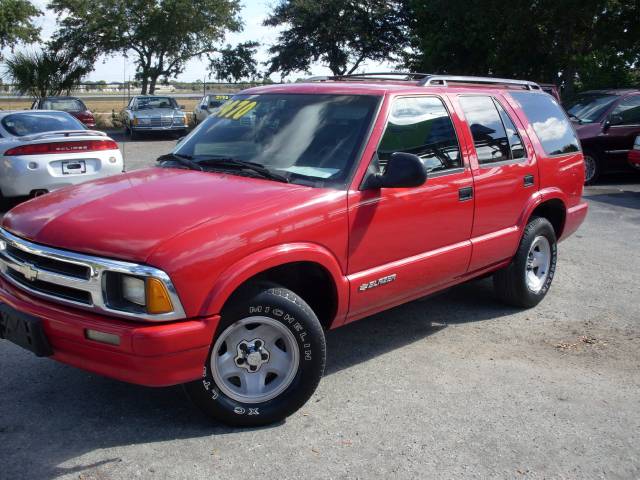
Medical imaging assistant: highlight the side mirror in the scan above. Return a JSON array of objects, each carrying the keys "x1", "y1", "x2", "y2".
[
  {"x1": 363, "y1": 152, "x2": 427, "y2": 189},
  {"x1": 179, "y1": 104, "x2": 186, "y2": 110},
  {"x1": 608, "y1": 113, "x2": 623, "y2": 127}
]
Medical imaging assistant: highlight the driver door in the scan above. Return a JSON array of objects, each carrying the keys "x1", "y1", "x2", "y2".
[{"x1": 346, "y1": 95, "x2": 474, "y2": 321}]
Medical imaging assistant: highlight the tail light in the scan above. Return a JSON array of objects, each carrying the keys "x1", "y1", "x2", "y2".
[{"x1": 4, "y1": 140, "x2": 118, "y2": 156}]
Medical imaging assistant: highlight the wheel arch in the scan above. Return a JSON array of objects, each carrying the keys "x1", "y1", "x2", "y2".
[
  {"x1": 520, "y1": 189, "x2": 567, "y2": 239},
  {"x1": 200, "y1": 243, "x2": 349, "y2": 330}
]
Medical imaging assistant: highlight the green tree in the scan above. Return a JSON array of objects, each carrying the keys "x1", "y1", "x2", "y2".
[
  {"x1": 4, "y1": 49, "x2": 92, "y2": 98},
  {"x1": 209, "y1": 41, "x2": 259, "y2": 82},
  {"x1": 264, "y1": 0, "x2": 407, "y2": 77},
  {"x1": 0, "y1": 0, "x2": 41, "y2": 55},
  {"x1": 49, "y1": 0, "x2": 242, "y2": 94},
  {"x1": 403, "y1": 0, "x2": 640, "y2": 96}
]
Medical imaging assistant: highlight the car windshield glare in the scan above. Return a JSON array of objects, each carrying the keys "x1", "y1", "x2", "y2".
[
  {"x1": 175, "y1": 93, "x2": 379, "y2": 187},
  {"x1": 1, "y1": 112, "x2": 86, "y2": 136},
  {"x1": 136, "y1": 97, "x2": 177, "y2": 109},
  {"x1": 564, "y1": 94, "x2": 618, "y2": 123}
]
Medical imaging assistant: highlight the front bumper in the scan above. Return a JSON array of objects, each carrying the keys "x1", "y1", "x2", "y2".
[
  {"x1": 0, "y1": 277, "x2": 218, "y2": 386},
  {"x1": 132, "y1": 125, "x2": 187, "y2": 132}
]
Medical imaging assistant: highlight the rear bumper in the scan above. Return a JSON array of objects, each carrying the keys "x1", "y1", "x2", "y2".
[
  {"x1": 560, "y1": 201, "x2": 588, "y2": 241},
  {"x1": 0, "y1": 277, "x2": 218, "y2": 386},
  {"x1": 0, "y1": 151, "x2": 124, "y2": 197}
]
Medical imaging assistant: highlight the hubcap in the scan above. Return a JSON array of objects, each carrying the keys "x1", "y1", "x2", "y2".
[
  {"x1": 584, "y1": 155, "x2": 596, "y2": 182},
  {"x1": 211, "y1": 316, "x2": 299, "y2": 404},
  {"x1": 525, "y1": 236, "x2": 552, "y2": 293}
]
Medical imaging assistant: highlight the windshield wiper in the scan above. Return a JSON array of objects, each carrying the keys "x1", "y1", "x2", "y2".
[
  {"x1": 156, "y1": 153, "x2": 203, "y2": 171},
  {"x1": 193, "y1": 156, "x2": 290, "y2": 183}
]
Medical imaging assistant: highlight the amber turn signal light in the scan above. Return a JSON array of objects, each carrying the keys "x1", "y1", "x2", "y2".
[{"x1": 146, "y1": 277, "x2": 174, "y2": 314}]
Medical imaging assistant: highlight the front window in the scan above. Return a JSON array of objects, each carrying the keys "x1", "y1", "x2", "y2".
[
  {"x1": 174, "y1": 94, "x2": 380, "y2": 187},
  {"x1": 564, "y1": 93, "x2": 618, "y2": 123},
  {"x1": 41, "y1": 98, "x2": 86, "y2": 112},
  {"x1": 1, "y1": 112, "x2": 86, "y2": 136},
  {"x1": 135, "y1": 96, "x2": 178, "y2": 110}
]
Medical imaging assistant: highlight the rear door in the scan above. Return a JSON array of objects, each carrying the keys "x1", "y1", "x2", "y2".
[
  {"x1": 454, "y1": 94, "x2": 538, "y2": 272},
  {"x1": 346, "y1": 95, "x2": 474, "y2": 321},
  {"x1": 601, "y1": 94, "x2": 640, "y2": 169}
]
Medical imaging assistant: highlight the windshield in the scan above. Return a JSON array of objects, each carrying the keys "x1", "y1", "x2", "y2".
[
  {"x1": 564, "y1": 94, "x2": 618, "y2": 123},
  {"x1": 136, "y1": 97, "x2": 177, "y2": 110},
  {"x1": 175, "y1": 93, "x2": 380, "y2": 187},
  {"x1": 41, "y1": 98, "x2": 86, "y2": 112},
  {"x1": 1, "y1": 112, "x2": 86, "y2": 136}
]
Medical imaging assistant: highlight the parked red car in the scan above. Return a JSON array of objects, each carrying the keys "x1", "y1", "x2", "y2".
[
  {"x1": 564, "y1": 89, "x2": 640, "y2": 184},
  {"x1": 1, "y1": 74, "x2": 587, "y2": 427},
  {"x1": 31, "y1": 96, "x2": 96, "y2": 128}
]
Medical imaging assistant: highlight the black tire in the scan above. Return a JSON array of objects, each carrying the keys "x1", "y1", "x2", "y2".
[
  {"x1": 184, "y1": 283, "x2": 326, "y2": 427},
  {"x1": 493, "y1": 217, "x2": 557, "y2": 308},
  {"x1": 129, "y1": 128, "x2": 139, "y2": 140},
  {"x1": 583, "y1": 151, "x2": 600, "y2": 185}
]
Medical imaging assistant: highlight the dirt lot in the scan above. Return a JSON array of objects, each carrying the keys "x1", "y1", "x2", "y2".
[{"x1": 0, "y1": 141, "x2": 638, "y2": 479}]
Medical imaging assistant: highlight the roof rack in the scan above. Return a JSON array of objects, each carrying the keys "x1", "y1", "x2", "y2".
[
  {"x1": 307, "y1": 72, "x2": 541, "y2": 90},
  {"x1": 307, "y1": 72, "x2": 431, "y2": 82},
  {"x1": 419, "y1": 75, "x2": 541, "y2": 90}
]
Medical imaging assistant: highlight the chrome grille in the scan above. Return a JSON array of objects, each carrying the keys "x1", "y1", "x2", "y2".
[
  {"x1": 148, "y1": 116, "x2": 173, "y2": 127},
  {"x1": 0, "y1": 228, "x2": 186, "y2": 321}
]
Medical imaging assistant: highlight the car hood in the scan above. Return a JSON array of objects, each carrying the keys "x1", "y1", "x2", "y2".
[
  {"x1": 2, "y1": 168, "x2": 313, "y2": 263},
  {"x1": 134, "y1": 108, "x2": 182, "y2": 117}
]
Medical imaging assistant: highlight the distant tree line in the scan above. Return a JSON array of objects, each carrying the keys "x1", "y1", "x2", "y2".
[{"x1": 0, "y1": 0, "x2": 638, "y2": 99}]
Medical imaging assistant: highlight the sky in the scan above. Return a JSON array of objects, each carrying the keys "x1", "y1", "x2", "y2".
[{"x1": 7, "y1": 0, "x2": 391, "y2": 83}]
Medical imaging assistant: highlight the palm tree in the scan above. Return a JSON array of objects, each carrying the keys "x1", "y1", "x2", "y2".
[{"x1": 4, "y1": 49, "x2": 92, "y2": 99}]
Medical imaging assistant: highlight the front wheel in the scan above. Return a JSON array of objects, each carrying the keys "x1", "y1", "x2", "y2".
[
  {"x1": 583, "y1": 152, "x2": 600, "y2": 185},
  {"x1": 493, "y1": 217, "x2": 557, "y2": 308},
  {"x1": 184, "y1": 284, "x2": 326, "y2": 427}
]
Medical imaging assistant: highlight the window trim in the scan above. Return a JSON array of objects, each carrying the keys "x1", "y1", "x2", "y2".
[{"x1": 369, "y1": 94, "x2": 467, "y2": 181}]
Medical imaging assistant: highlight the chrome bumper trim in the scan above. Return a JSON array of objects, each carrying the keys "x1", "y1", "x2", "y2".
[{"x1": 0, "y1": 228, "x2": 186, "y2": 322}]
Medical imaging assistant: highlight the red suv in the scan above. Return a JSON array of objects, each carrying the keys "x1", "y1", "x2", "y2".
[{"x1": 0, "y1": 74, "x2": 587, "y2": 426}]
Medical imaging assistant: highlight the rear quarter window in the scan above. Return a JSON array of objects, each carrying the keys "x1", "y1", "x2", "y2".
[{"x1": 511, "y1": 92, "x2": 580, "y2": 156}]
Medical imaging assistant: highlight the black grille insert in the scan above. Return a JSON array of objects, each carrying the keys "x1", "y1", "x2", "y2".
[
  {"x1": 5, "y1": 245, "x2": 90, "y2": 279},
  {"x1": 6, "y1": 269, "x2": 92, "y2": 305}
]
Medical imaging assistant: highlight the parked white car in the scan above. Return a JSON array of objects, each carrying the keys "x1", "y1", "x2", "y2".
[
  {"x1": 0, "y1": 111, "x2": 124, "y2": 199},
  {"x1": 193, "y1": 94, "x2": 231, "y2": 124}
]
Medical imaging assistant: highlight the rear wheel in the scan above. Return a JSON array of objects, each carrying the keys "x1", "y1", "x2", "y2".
[
  {"x1": 184, "y1": 284, "x2": 326, "y2": 427},
  {"x1": 583, "y1": 152, "x2": 600, "y2": 185},
  {"x1": 493, "y1": 217, "x2": 557, "y2": 308}
]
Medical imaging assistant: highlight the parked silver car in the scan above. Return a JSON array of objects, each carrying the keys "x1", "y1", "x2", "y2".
[
  {"x1": 122, "y1": 96, "x2": 188, "y2": 139},
  {"x1": 0, "y1": 111, "x2": 123, "y2": 199},
  {"x1": 193, "y1": 94, "x2": 231, "y2": 124}
]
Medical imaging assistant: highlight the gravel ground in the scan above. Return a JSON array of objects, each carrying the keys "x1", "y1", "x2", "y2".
[{"x1": 0, "y1": 137, "x2": 639, "y2": 479}]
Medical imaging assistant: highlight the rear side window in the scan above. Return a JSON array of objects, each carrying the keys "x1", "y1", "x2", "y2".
[
  {"x1": 459, "y1": 96, "x2": 511, "y2": 164},
  {"x1": 377, "y1": 96, "x2": 462, "y2": 174},
  {"x1": 42, "y1": 98, "x2": 85, "y2": 112},
  {"x1": 1, "y1": 112, "x2": 85, "y2": 136},
  {"x1": 511, "y1": 92, "x2": 580, "y2": 156},
  {"x1": 610, "y1": 95, "x2": 640, "y2": 126}
]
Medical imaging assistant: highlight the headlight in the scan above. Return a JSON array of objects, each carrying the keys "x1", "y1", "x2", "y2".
[
  {"x1": 137, "y1": 117, "x2": 150, "y2": 125},
  {"x1": 173, "y1": 116, "x2": 186, "y2": 125},
  {"x1": 104, "y1": 272, "x2": 174, "y2": 315}
]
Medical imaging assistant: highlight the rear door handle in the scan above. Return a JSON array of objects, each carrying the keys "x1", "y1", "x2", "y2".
[
  {"x1": 524, "y1": 174, "x2": 535, "y2": 187},
  {"x1": 458, "y1": 186, "x2": 473, "y2": 201}
]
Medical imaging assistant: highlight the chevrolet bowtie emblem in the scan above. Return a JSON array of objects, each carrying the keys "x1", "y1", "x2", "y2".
[{"x1": 21, "y1": 263, "x2": 38, "y2": 282}]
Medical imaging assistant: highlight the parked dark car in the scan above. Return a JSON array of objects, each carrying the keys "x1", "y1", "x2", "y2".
[
  {"x1": 31, "y1": 97, "x2": 96, "y2": 129},
  {"x1": 564, "y1": 89, "x2": 640, "y2": 184}
]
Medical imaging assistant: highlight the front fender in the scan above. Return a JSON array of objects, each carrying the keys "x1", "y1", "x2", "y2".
[{"x1": 198, "y1": 242, "x2": 350, "y2": 328}]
